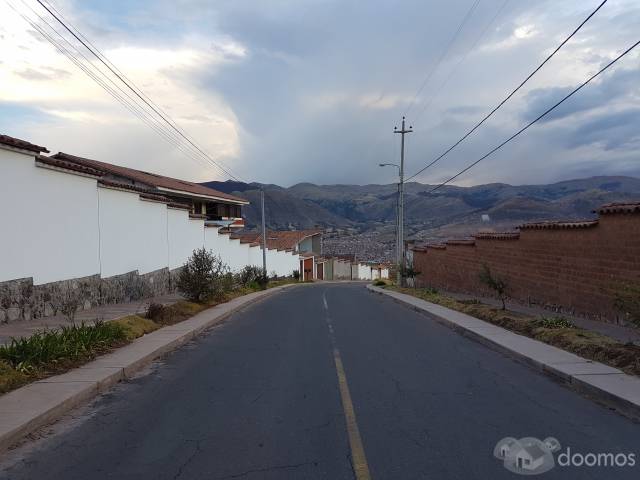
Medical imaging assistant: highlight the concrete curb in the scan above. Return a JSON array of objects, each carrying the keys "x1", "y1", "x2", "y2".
[
  {"x1": 0, "y1": 284, "x2": 301, "y2": 452},
  {"x1": 367, "y1": 285, "x2": 640, "y2": 419}
]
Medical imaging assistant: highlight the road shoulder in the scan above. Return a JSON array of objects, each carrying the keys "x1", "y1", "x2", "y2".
[
  {"x1": 0, "y1": 284, "x2": 301, "y2": 452},
  {"x1": 368, "y1": 285, "x2": 640, "y2": 420}
]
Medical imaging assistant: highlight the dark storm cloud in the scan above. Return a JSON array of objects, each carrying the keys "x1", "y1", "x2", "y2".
[{"x1": 522, "y1": 67, "x2": 640, "y2": 124}]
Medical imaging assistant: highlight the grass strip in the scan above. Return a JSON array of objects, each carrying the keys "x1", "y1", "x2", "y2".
[{"x1": 387, "y1": 286, "x2": 640, "y2": 376}]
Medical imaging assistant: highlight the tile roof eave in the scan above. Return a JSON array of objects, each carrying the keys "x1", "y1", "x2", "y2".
[
  {"x1": 0, "y1": 134, "x2": 49, "y2": 153},
  {"x1": 51, "y1": 152, "x2": 249, "y2": 205}
]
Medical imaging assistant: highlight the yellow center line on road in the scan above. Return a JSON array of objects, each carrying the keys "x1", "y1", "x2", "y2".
[{"x1": 322, "y1": 291, "x2": 372, "y2": 480}]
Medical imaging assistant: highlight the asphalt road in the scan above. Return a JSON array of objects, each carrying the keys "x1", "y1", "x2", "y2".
[{"x1": 2, "y1": 283, "x2": 639, "y2": 479}]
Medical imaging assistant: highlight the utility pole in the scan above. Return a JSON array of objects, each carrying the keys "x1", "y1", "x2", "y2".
[
  {"x1": 394, "y1": 116, "x2": 412, "y2": 286},
  {"x1": 260, "y1": 188, "x2": 267, "y2": 279}
]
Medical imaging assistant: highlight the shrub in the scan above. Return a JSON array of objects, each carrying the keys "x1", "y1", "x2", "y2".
[
  {"x1": 237, "y1": 265, "x2": 263, "y2": 286},
  {"x1": 373, "y1": 279, "x2": 386, "y2": 286},
  {"x1": 176, "y1": 248, "x2": 230, "y2": 302},
  {"x1": 479, "y1": 264, "x2": 508, "y2": 310},
  {"x1": 538, "y1": 316, "x2": 575, "y2": 329},
  {"x1": 613, "y1": 282, "x2": 640, "y2": 327},
  {"x1": 292, "y1": 269, "x2": 300, "y2": 281},
  {"x1": 60, "y1": 287, "x2": 81, "y2": 322},
  {"x1": 146, "y1": 302, "x2": 166, "y2": 322}
]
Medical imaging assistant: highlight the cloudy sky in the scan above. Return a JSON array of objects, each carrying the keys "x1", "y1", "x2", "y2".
[{"x1": 0, "y1": 0, "x2": 638, "y2": 187}]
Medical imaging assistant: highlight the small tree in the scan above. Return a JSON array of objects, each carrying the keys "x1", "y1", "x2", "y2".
[
  {"x1": 613, "y1": 282, "x2": 640, "y2": 327},
  {"x1": 292, "y1": 269, "x2": 300, "y2": 281},
  {"x1": 176, "y1": 248, "x2": 229, "y2": 302},
  {"x1": 404, "y1": 266, "x2": 421, "y2": 288},
  {"x1": 479, "y1": 264, "x2": 508, "y2": 310}
]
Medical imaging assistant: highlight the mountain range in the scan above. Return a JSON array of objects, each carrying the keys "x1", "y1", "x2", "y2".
[{"x1": 202, "y1": 176, "x2": 640, "y2": 262}]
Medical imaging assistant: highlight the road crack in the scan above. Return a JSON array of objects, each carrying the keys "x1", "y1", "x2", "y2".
[{"x1": 216, "y1": 460, "x2": 319, "y2": 479}]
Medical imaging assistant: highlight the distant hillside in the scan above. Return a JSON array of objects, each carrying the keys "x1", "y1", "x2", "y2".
[{"x1": 202, "y1": 176, "x2": 640, "y2": 261}]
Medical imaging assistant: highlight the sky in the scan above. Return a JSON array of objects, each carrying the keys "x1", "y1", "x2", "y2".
[{"x1": 0, "y1": 0, "x2": 639, "y2": 187}]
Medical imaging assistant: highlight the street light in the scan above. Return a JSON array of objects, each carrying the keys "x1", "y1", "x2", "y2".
[{"x1": 379, "y1": 162, "x2": 401, "y2": 284}]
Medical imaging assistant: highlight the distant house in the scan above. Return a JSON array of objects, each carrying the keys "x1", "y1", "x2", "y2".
[
  {"x1": 48, "y1": 152, "x2": 249, "y2": 229},
  {"x1": 231, "y1": 229, "x2": 323, "y2": 280}
]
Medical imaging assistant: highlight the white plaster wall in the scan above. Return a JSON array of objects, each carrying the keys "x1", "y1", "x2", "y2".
[
  {"x1": 0, "y1": 147, "x2": 300, "y2": 286},
  {"x1": 266, "y1": 250, "x2": 298, "y2": 277},
  {"x1": 248, "y1": 245, "x2": 263, "y2": 269},
  {"x1": 0, "y1": 150, "x2": 100, "y2": 284},
  {"x1": 357, "y1": 264, "x2": 372, "y2": 280},
  {"x1": 372, "y1": 269, "x2": 380, "y2": 280},
  {"x1": 333, "y1": 260, "x2": 352, "y2": 280},
  {"x1": 381, "y1": 268, "x2": 389, "y2": 279},
  {"x1": 168, "y1": 208, "x2": 204, "y2": 270},
  {"x1": 99, "y1": 187, "x2": 169, "y2": 277}
]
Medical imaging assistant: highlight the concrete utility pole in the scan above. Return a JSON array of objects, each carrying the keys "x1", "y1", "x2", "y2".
[
  {"x1": 260, "y1": 188, "x2": 267, "y2": 278},
  {"x1": 394, "y1": 116, "x2": 412, "y2": 286}
]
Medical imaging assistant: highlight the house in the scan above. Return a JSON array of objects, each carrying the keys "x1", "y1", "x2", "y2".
[
  {"x1": 48, "y1": 152, "x2": 249, "y2": 229},
  {"x1": 231, "y1": 229, "x2": 323, "y2": 280},
  {"x1": 0, "y1": 134, "x2": 300, "y2": 322}
]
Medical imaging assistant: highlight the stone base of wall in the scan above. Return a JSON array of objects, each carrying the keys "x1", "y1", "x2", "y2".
[{"x1": 0, "y1": 267, "x2": 181, "y2": 323}]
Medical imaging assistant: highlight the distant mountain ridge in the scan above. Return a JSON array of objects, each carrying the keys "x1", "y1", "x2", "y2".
[
  {"x1": 202, "y1": 176, "x2": 640, "y2": 261},
  {"x1": 202, "y1": 176, "x2": 640, "y2": 231}
]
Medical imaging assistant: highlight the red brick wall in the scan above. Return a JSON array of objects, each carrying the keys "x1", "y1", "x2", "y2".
[{"x1": 412, "y1": 212, "x2": 640, "y2": 323}]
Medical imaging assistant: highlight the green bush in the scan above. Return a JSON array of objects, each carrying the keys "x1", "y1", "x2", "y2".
[
  {"x1": 292, "y1": 269, "x2": 300, "y2": 281},
  {"x1": 236, "y1": 265, "x2": 263, "y2": 286},
  {"x1": 176, "y1": 248, "x2": 230, "y2": 302},
  {"x1": 0, "y1": 321, "x2": 126, "y2": 373},
  {"x1": 373, "y1": 279, "x2": 386, "y2": 286}
]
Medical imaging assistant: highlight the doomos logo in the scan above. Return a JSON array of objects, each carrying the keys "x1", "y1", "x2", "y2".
[{"x1": 493, "y1": 437, "x2": 636, "y2": 475}]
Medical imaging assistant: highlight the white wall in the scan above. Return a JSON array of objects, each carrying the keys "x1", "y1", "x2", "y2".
[
  {"x1": 0, "y1": 148, "x2": 299, "y2": 286},
  {"x1": 0, "y1": 149, "x2": 100, "y2": 284},
  {"x1": 99, "y1": 187, "x2": 169, "y2": 278},
  {"x1": 381, "y1": 268, "x2": 389, "y2": 279},
  {"x1": 169, "y1": 209, "x2": 205, "y2": 270},
  {"x1": 356, "y1": 263, "x2": 372, "y2": 280}
]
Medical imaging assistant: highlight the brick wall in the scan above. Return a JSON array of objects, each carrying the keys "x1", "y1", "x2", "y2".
[{"x1": 412, "y1": 204, "x2": 640, "y2": 324}]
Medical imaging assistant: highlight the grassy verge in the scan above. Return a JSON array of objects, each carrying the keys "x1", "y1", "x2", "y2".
[
  {"x1": 0, "y1": 280, "x2": 296, "y2": 395},
  {"x1": 386, "y1": 286, "x2": 640, "y2": 376}
]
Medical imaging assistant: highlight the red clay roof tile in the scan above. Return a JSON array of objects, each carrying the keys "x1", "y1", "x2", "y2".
[
  {"x1": 51, "y1": 152, "x2": 248, "y2": 204},
  {"x1": 0, "y1": 134, "x2": 49, "y2": 153}
]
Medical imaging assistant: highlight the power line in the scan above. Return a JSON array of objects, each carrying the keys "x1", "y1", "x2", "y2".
[
  {"x1": 37, "y1": 0, "x2": 225, "y2": 175},
  {"x1": 7, "y1": 1, "x2": 218, "y2": 172},
  {"x1": 405, "y1": 0, "x2": 608, "y2": 182},
  {"x1": 427, "y1": 38, "x2": 640, "y2": 194},
  {"x1": 33, "y1": 0, "x2": 244, "y2": 182},
  {"x1": 412, "y1": 0, "x2": 510, "y2": 127},
  {"x1": 405, "y1": 0, "x2": 481, "y2": 117}
]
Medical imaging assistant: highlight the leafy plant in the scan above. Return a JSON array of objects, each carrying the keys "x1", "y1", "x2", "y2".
[
  {"x1": 0, "y1": 321, "x2": 126, "y2": 372},
  {"x1": 292, "y1": 269, "x2": 300, "y2": 281},
  {"x1": 373, "y1": 279, "x2": 386, "y2": 286},
  {"x1": 176, "y1": 248, "x2": 230, "y2": 302},
  {"x1": 146, "y1": 302, "x2": 167, "y2": 322},
  {"x1": 613, "y1": 282, "x2": 640, "y2": 328},
  {"x1": 479, "y1": 264, "x2": 508, "y2": 310}
]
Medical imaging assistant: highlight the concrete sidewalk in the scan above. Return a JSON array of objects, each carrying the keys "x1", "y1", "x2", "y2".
[
  {"x1": 0, "y1": 294, "x2": 183, "y2": 345},
  {"x1": 0, "y1": 284, "x2": 299, "y2": 452},
  {"x1": 368, "y1": 285, "x2": 640, "y2": 419}
]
